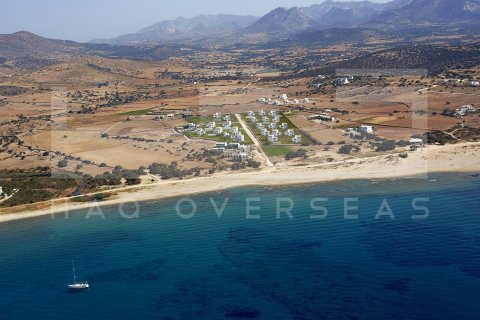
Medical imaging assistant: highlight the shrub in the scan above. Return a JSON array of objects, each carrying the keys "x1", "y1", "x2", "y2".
[
  {"x1": 285, "y1": 149, "x2": 308, "y2": 160},
  {"x1": 376, "y1": 140, "x2": 396, "y2": 152}
]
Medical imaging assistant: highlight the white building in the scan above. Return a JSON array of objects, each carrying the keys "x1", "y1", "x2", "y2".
[
  {"x1": 213, "y1": 112, "x2": 222, "y2": 119},
  {"x1": 268, "y1": 134, "x2": 278, "y2": 142},
  {"x1": 247, "y1": 111, "x2": 254, "y2": 117},
  {"x1": 223, "y1": 121, "x2": 232, "y2": 129},
  {"x1": 358, "y1": 125, "x2": 374, "y2": 134},
  {"x1": 292, "y1": 135, "x2": 302, "y2": 143},
  {"x1": 279, "y1": 94, "x2": 288, "y2": 101},
  {"x1": 232, "y1": 152, "x2": 249, "y2": 163},
  {"x1": 262, "y1": 116, "x2": 270, "y2": 123},
  {"x1": 187, "y1": 123, "x2": 196, "y2": 130},
  {"x1": 223, "y1": 132, "x2": 231, "y2": 138},
  {"x1": 409, "y1": 138, "x2": 423, "y2": 145},
  {"x1": 231, "y1": 127, "x2": 239, "y2": 134},
  {"x1": 256, "y1": 123, "x2": 264, "y2": 130},
  {"x1": 286, "y1": 129, "x2": 294, "y2": 136},
  {"x1": 280, "y1": 123, "x2": 288, "y2": 129},
  {"x1": 272, "y1": 129, "x2": 280, "y2": 137},
  {"x1": 455, "y1": 105, "x2": 477, "y2": 116},
  {"x1": 261, "y1": 128, "x2": 269, "y2": 136},
  {"x1": 195, "y1": 128, "x2": 205, "y2": 136},
  {"x1": 258, "y1": 110, "x2": 265, "y2": 116},
  {"x1": 223, "y1": 114, "x2": 231, "y2": 121},
  {"x1": 233, "y1": 133, "x2": 245, "y2": 142},
  {"x1": 273, "y1": 116, "x2": 280, "y2": 123},
  {"x1": 214, "y1": 127, "x2": 224, "y2": 135},
  {"x1": 207, "y1": 121, "x2": 216, "y2": 129},
  {"x1": 269, "y1": 123, "x2": 277, "y2": 129},
  {"x1": 469, "y1": 81, "x2": 480, "y2": 87},
  {"x1": 336, "y1": 77, "x2": 350, "y2": 86}
]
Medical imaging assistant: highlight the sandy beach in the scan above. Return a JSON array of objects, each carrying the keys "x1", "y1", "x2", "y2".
[{"x1": 1, "y1": 142, "x2": 479, "y2": 224}]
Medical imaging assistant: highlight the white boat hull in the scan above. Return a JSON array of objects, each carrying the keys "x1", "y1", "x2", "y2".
[{"x1": 68, "y1": 282, "x2": 89, "y2": 290}]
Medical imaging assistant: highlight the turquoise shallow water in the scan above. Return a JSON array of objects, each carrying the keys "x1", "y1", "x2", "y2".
[{"x1": 0, "y1": 173, "x2": 479, "y2": 320}]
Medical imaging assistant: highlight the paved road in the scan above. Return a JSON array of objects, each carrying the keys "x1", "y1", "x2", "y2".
[{"x1": 235, "y1": 113, "x2": 274, "y2": 167}]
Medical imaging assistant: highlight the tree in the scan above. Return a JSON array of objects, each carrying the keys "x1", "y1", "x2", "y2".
[{"x1": 57, "y1": 159, "x2": 68, "y2": 168}]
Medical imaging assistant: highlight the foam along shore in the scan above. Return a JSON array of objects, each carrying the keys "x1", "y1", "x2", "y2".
[{"x1": 0, "y1": 142, "x2": 479, "y2": 224}]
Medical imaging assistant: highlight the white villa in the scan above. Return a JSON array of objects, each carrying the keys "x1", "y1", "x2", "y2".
[
  {"x1": 195, "y1": 128, "x2": 205, "y2": 136},
  {"x1": 232, "y1": 152, "x2": 249, "y2": 163},
  {"x1": 213, "y1": 112, "x2": 222, "y2": 119},
  {"x1": 233, "y1": 133, "x2": 245, "y2": 142},
  {"x1": 207, "y1": 121, "x2": 216, "y2": 129},
  {"x1": 268, "y1": 134, "x2": 278, "y2": 142},
  {"x1": 261, "y1": 128, "x2": 269, "y2": 136},
  {"x1": 286, "y1": 129, "x2": 295, "y2": 136},
  {"x1": 269, "y1": 123, "x2": 277, "y2": 129},
  {"x1": 214, "y1": 127, "x2": 224, "y2": 135},
  {"x1": 280, "y1": 123, "x2": 288, "y2": 129},
  {"x1": 292, "y1": 135, "x2": 302, "y2": 143}
]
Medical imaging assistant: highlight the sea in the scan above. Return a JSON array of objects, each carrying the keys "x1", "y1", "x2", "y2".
[{"x1": 0, "y1": 173, "x2": 479, "y2": 320}]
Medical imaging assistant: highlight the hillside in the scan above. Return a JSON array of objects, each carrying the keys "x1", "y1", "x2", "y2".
[{"x1": 310, "y1": 43, "x2": 480, "y2": 76}]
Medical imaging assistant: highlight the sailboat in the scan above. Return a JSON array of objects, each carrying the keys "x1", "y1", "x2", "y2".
[{"x1": 68, "y1": 261, "x2": 89, "y2": 290}]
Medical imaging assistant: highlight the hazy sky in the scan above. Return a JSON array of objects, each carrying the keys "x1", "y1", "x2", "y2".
[{"x1": 1, "y1": 0, "x2": 390, "y2": 42}]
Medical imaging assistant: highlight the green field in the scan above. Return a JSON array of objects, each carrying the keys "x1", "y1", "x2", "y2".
[
  {"x1": 121, "y1": 107, "x2": 156, "y2": 116},
  {"x1": 263, "y1": 145, "x2": 292, "y2": 157}
]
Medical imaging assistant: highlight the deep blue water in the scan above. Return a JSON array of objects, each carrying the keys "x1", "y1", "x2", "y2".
[{"x1": 0, "y1": 173, "x2": 479, "y2": 320}]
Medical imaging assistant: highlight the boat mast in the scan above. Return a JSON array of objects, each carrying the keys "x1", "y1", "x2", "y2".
[{"x1": 72, "y1": 261, "x2": 77, "y2": 283}]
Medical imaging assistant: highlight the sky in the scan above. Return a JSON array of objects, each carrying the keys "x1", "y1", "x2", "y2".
[{"x1": 1, "y1": 0, "x2": 390, "y2": 42}]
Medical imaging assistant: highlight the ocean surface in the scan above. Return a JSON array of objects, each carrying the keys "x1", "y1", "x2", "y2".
[{"x1": 0, "y1": 173, "x2": 479, "y2": 320}]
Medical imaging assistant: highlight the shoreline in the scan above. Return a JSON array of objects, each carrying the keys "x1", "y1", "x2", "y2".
[{"x1": 0, "y1": 142, "x2": 479, "y2": 224}]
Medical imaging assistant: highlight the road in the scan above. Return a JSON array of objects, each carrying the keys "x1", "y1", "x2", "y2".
[{"x1": 234, "y1": 113, "x2": 274, "y2": 167}]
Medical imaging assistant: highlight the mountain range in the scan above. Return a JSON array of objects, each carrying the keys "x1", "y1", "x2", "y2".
[
  {"x1": 91, "y1": 14, "x2": 258, "y2": 44},
  {"x1": 91, "y1": 0, "x2": 480, "y2": 44},
  {"x1": 1, "y1": 0, "x2": 480, "y2": 70}
]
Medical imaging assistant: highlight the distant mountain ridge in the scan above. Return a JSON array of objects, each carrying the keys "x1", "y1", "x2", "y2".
[
  {"x1": 245, "y1": 7, "x2": 319, "y2": 33},
  {"x1": 89, "y1": 0, "x2": 480, "y2": 44},
  {"x1": 92, "y1": 14, "x2": 258, "y2": 44},
  {"x1": 372, "y1": 0, "x2": 480, "y2": 24}
]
